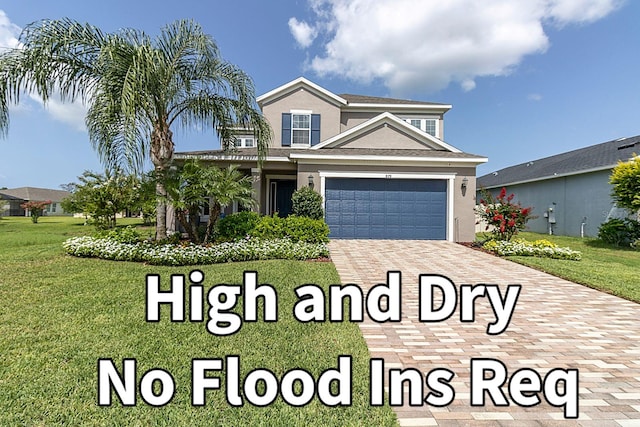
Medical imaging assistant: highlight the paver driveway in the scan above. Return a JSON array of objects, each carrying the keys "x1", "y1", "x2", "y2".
[{"x1": 328, "y1": 240, "x2": 640, "y2": 427}]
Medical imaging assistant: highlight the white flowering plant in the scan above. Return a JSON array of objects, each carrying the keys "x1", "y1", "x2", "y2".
[
  {"x1": 63, "y1": 236, "x2": 330, "y2": 266},
  {"x1": 482, "y1": 238, "x2": 581, "y2": 261}
]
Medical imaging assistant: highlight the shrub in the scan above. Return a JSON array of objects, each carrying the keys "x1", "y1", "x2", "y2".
[
  {"x1": 483, "y1": 239, "x2": 581, "y2": 260},
  {"x1": 250, "y1": 214, "x2": 330, "y2": 243},
  {"x1": 291, "y1": 186, "x2": 324, "y2": 220},
  {"x1": 477, "y1": 187, "x2": 535, "y2": 241},
  {"x1": 250, "y1": 215, "x2": 286, "y2": 240},
  {"x1": 94, "y1": 226, "x2": 142, "y2": 244},
  {"x1": 597, "y1": 218, "x2": 640, "y2": 246},
  {"x1": 216, "y1": 211, "x2": 261, "y2": 241},
  {"x1": 283, "y1": 215, "x2": 330, "y2": 243}
]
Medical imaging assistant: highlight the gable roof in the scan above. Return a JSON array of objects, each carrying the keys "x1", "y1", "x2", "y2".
[
  {"x1": 257, "y1": 77, "x2": 347, "y2": 107},
  {"x1": 257, "y1": 77, "x2": 451, "y2": 112},
  {"x1": 312, "y1": 112, "x2": 461, "y2": 152},
  {"x1": 478, "y1": 135, "x2": 640, "y2": 188},
  {"x1": 0, "y1": 187, "x2": 70, "y2": 201}
]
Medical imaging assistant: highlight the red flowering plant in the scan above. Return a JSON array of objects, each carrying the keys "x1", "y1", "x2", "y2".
[
  {"x1": 20, "y1": 200, "x2": 52, "y2": 223},
  {"x1": 476, "y1": 188, "x2": 535, "y2": 241}
]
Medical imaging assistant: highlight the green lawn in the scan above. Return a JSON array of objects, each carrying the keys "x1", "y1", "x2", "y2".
[
  {"x1": 501, "y1": 231, "x2": 640, "y2": 303},
  {"x1": 0, "y1": 217, "x2": 397, "y2": 426}
]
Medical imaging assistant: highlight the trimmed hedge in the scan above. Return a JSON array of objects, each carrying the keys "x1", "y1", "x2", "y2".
[
  {"x1": 216, "y1": 211, "x2": 261, "y2": 241},
  {"x1": 63, "y1": 236, "x2": 329, "y2": 266}
]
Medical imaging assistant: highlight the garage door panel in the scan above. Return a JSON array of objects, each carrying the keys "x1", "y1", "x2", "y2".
[{"x1": 325, "y1": 178, "x2": 447, "y2": 240}]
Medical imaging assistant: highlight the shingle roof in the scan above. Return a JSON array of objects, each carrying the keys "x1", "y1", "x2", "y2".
[
  {"x1": 0, "y1": 187, "x2": 71, "y2": 202},
  {"x1": 478, "y1": 135, "x2": 640, "y2": 188},
  {"x1": 175, "y1": 147, "x2": 486, "y2": 161},
  {"x1": 340, "y1": 93, "x2": 449, "y2": 106}
]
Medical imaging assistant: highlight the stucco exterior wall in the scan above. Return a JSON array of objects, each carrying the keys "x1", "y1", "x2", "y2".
[
  {"x1": 261, "y1": 89, "x2": 342, "y2": 147},
  {"x1": 337, "y1": 125, "x2": 433, "y2": 150},
  {"x1": 481, "y1": 170, "x2": 616, "y2": 237}
]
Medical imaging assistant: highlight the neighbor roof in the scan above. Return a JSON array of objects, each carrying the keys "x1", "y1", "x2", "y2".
[
  {"x1": 0, "y1": 187, "x2": 70, "y2": 201},
  {"x1": 478, "y1": 135, "x2": 640, "y2": 188}
]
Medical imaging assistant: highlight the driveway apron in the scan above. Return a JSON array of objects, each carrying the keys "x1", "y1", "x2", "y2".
[{"x1": 328, "y1": 240, "x2": 640, "y2": 426}]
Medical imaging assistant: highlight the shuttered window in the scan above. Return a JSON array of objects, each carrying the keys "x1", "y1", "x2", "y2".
[{"x1": 282, "y1": 113, "x2": 320, "y2": 147}]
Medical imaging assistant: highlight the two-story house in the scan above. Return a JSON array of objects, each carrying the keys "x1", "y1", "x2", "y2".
[{"x1": 174, "y1": 77, "x2": 487, "y2": 241}]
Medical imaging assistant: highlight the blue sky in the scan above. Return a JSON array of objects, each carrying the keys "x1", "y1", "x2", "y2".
[{"x1": 0, "y1": 0, "x2": 638, "y2": 189}]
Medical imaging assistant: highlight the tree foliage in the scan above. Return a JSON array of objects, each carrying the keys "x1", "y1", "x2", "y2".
[
  {"x1": 610, "y1": 156, "x2": 640, "y2": 215},
  {"x1": 20, "y1": 200, "x2": 51, "y2": 223},
  {"x1": 0, "y1": 18, "x2": 271, "y2": 239},
  {"x1": 61, "y1": 170, "x2": 147, "y2": 229}
]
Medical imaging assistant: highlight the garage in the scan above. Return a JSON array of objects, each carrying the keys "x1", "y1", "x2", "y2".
[{"x1": 324, "y1": 178, "x2": 448, "y2": 240}]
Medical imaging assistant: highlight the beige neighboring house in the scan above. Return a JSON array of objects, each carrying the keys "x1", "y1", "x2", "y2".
[
  {"x1": 0, "y1": 187, "x2": 71, "y2": 217},
  {"x1": 175, "y1": 77, "x2": 487, "y2": 241}
]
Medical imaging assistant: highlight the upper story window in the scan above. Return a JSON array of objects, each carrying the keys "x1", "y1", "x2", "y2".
[
  {"x1": 282, "y1": 112, "x2": 321, "y2": 147},
  {"x1": 234, "y1": 136, "x2": 255, "y2": 148},
  {"x1": 406, "y1": 118, "x2": 438, "y2": 137},
  {"x1": 292, "y1": 113, "x2": 311, "y2": 146}
]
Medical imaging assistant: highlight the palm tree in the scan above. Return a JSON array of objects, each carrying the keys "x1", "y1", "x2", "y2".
[
  {"x1": 0, "y1": 18, "x2": 271, "y2": 239},
  {"x1": 202, "y1": 164, "x2": 256, "y2": 244},
  {"x1": 163, "y1": 161, "x2": 255, "y2": 244}
]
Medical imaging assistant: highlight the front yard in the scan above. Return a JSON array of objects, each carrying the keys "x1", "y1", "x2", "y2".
[
  {"x1": 497, "y1": 231, "x2": 640, "y2": 303},
  {"x1": 0, "y1": 217, "x2": 396, "y2": 426}
]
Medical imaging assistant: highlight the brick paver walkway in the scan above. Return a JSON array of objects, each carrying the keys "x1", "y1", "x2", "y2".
[{"x1": 329, "y1": 240, "x2": 640, "y2": 427}]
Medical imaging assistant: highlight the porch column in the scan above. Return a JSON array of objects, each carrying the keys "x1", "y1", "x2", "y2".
[{"x1": 251, "y1": 168, "x2": 262, "y2": 213}]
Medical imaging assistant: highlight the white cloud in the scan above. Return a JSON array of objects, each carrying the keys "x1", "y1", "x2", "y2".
[
  {"x1": 0, "y1": 10, "x2": 21, "y2": 51},
  {"x1": 546, "y1": 0, "x2": 624, "y2": 25},
  {"x1": 288, "y1": 17, "x2": 317, "y2": 48},
  {"x1": 0, "y1": 10, "x2": 87, "y2": 132},
  {"x1": 291, "y1": 0, "x2": 623, "y2": 94},
  {"x1": 528, "y1": 93, "x2": 543, "y2": 101},
  {"x1": 29, "y1": 93, "x2": 88, "y2": 133}
]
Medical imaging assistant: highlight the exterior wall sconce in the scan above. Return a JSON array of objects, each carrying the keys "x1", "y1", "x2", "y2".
[
  {"x1": 308, "y1": 174, "x2": 314, "y2": 189},
  {"x1": 461, "y1": 177, "x2": 468, "y2": 190}
]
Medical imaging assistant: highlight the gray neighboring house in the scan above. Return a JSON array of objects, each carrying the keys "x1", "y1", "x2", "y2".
[
  {"x1": 0, "y1": 187, "x2": 71, "y2": 217},
  {"x1": 477, "y1": 135, "x2": 640, "y2": 237},
  {"x1": 174, "y1": 77, "x2": 487, "y2": 241}
]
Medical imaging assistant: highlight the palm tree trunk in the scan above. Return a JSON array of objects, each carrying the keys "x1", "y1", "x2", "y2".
[
  {"x1": 151, "y1": 120, "x2": 174, "y2": 240},
  {"x1": 203, "y1": 200, "x2": 221, "y2": 244},
  {"x1": 155, "y1": 178, "x2": 167, "y2": 240}
]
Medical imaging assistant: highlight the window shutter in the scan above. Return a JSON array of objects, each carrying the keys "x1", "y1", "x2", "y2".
[
  {"x1": 310, "y1": 114, "x2": 321, "y2": 146},
  {"x1": 281, "y1": 113, "x2": 292, "y2": 146}
]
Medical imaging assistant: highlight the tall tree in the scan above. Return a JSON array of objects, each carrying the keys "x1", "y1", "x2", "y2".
[{"x1": 0, "y1": 18, "x2": 271, "y2": 239}]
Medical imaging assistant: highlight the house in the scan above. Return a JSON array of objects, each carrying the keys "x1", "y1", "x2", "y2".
[
  {"x1": 0, "y1": 187, "x2": 71, "y2": 217},
  {"x1": 174, "y1": 77, "x2": 487, "y2": 241},
  {"x1": 477, "y1": 135, "x2": 640, "y2": 237}
]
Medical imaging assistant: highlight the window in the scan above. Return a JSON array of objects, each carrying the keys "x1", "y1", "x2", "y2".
[
  {"x1": 282, "y1": 112, "x2": 320, "y2": 147},
  {"x1": 292, "y1": 113, "x2": 311, "y2": 146},
  {"x1": 406, "y1": 118, "x2": 438, "y2": 137},
  {"x1": 234, "y1": 136, "x2": 255, "y2": 148}
]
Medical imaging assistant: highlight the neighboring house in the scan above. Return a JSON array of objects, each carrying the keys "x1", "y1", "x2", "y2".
[
  {"x1": 477, "y1": 135, "x2": 640, "y2": 237},
  {"x1": 174, "y1": 77, "x2": 487, "y2": 241},
  {"x1": 0, "y1": 187, "x2": 71, "y2": 217}
]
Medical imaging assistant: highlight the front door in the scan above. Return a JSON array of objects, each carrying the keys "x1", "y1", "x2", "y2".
[{"x1": 271, "y1": 179, "x2": 296, "y2": 217}]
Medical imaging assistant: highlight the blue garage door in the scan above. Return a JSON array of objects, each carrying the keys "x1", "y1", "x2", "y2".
[{"x1": 325, "y1": 178, "x2": 447, "y2": 240}]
